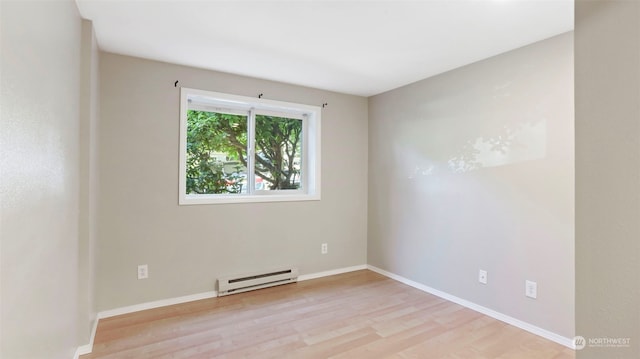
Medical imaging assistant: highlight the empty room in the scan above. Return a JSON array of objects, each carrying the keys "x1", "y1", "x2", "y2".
[{"x1": 1, "y1": 0, "x2": 638, "y2": 359}]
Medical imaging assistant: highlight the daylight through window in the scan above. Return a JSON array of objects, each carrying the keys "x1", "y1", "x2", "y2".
[{"x1": 179, "y1": 88, "x2": 321, "y2": 204}]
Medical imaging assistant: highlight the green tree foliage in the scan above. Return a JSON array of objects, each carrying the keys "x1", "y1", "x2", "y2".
[
  {"x1": 186, "y1": 110, "x2": 302, "y2": 194},
  {"x1": 255, "y1": 115, "x2": 302, "y2": 190},
  {"x1": 186, "y1": 111, "x2": 246, "y2": 194}
]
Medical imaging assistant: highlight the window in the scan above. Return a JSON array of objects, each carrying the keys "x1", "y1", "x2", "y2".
[{"x1": 179, "y1": 88, "x2": 321, "y2": 205}]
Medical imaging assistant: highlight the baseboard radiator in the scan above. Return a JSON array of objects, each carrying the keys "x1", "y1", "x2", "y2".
[{"x1": 217, "y1": 267, "x2": 299, "y2": 297}]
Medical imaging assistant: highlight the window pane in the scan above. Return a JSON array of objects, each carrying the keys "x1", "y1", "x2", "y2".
[
  {"x1": 186, "y1": 110, "x2": 248, "y2": 194},
  {"x1": 254, "y1": 115, "x2": 303, "y2": 191}
]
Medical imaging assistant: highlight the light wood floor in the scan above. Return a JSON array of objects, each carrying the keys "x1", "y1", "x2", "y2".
[{"x1": 81, "y1": 270, "x2": 574, "y2": 359}]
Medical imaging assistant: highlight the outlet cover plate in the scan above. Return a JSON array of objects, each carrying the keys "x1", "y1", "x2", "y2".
[
  {"x1": 525, "y1": 280, "x2": 537, "y2": 298},
  {"x1": 478, "y1": 270, "x2": 488, "y2": 284},
  {"x1": 138, "y1": 264, "x2": 148, "y2": 280}
]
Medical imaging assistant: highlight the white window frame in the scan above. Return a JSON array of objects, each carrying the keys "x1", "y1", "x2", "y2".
[{"x1": 179, "y1": 88, "x2": 321, "y2": 205}]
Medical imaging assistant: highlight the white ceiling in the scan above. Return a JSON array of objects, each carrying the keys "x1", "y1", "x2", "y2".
[{"x1": 75, "y1": 0, "x2": 574, "y2": 97}]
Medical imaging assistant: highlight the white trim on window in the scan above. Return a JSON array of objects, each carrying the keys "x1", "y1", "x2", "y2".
[{"x1": 179, "y1": 88, "x2": 321, "y2": 205}]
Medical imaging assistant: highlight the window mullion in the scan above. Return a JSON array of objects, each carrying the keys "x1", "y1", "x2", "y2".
[
  {"x1": 180, "y1": 87, "x2": 320, "y2": 205},
  {"x1": 301, "y1": 114, "x2": 308, "y2": 192},
  {"x1": 247, "y1": 109, "x2": 256, "y2": 194}
]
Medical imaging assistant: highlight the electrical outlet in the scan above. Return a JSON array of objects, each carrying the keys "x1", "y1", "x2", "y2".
[
  {"x1": 138, "y1": 264, "x2": 148, "y2": 280},
  {"x1": 478, "y1": 269, "x2": 488, "y2": 284},
  {"x1": 525, "y1": 280, "x2": 537, "y2": 299},
  {"x1": 321, "y1": 243, "x2": 328, "y2": 254}
]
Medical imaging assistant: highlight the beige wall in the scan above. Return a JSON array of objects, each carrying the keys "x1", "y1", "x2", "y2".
[
  {"x1": 0, "y1": 1, "x2": 87, "y2": 357},
  {"x1": 368, "y1": 33, "x2": 575, "y2": 338},
  {"x1": 78, "y1": 19, "x2": 100, "y2": 345},
  {"x1": 2, "y1": 1, "x2": 636, "y2": 355},
  {"x1": 575, "y1": 0, "x2": 640, "y2": 358},
  {"x1": 96, "y1": 53, "x2": 368, "y2": 311}
]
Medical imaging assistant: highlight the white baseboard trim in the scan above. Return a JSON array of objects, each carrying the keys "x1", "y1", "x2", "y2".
[
  {"x1": 73, "y1": 291, "x2": 218, "y2": 358},
  {"x1": 79, "y1": 265, "x2": 569, "y2": 356},
  {"x1": 298, "y1": 264, "x2": 368, "y2": 281},
  {"x1": 72, "y1": 264, "x2": 368, "y2": 358},
  {"x1": 73, "y1": 316, "x2": 98, "y2": 358},
  {"x1": 98, "y1": 290, "x2": 218, "y2": 319},
  {"x1": 74, "y1": 344, "x2": 91, "y2": 358},
  {"x1": 367, "y1": 265, "x2": 574, "y2": 349},
  {"x1": 98, "y1": 265, "x2": 368, "y2": 320}
]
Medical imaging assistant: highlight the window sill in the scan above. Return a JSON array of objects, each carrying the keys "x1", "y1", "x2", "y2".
[{"x1": 179, "y1": 193, "x2": 321, "y2": 205}]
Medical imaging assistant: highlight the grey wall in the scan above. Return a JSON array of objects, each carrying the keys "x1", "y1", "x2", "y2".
[
  {"x1": 0, "y1": 1, "x2": 90, "y2": 357},
  {"x1": 78, "y1": 19, "x2": 100, "y2": 345},
  {"x1": 96, "y1": 53, "x2": 368, "y2": 311},
  {"x1": 368, "y1": 33, "x2": 575, "y2": 338},
  {"x1": 3, "y1": 1, "x2": 636, "y2": 355},
  {"x1": 575, "y1": 0, "x2": 640, "y2": 358}
]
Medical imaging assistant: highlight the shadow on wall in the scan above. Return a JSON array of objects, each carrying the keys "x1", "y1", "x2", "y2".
[
  {"x1": 394, "y1": 74, "x2": 553, "y2": 179},
  {"x1": 396, "y1": 118, "x2": 548, "y2": 179}
]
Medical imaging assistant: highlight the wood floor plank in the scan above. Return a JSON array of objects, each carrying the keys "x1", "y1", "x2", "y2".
[{"x1": 81, "y1": 270, "x2": 574, "y2": 359}]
